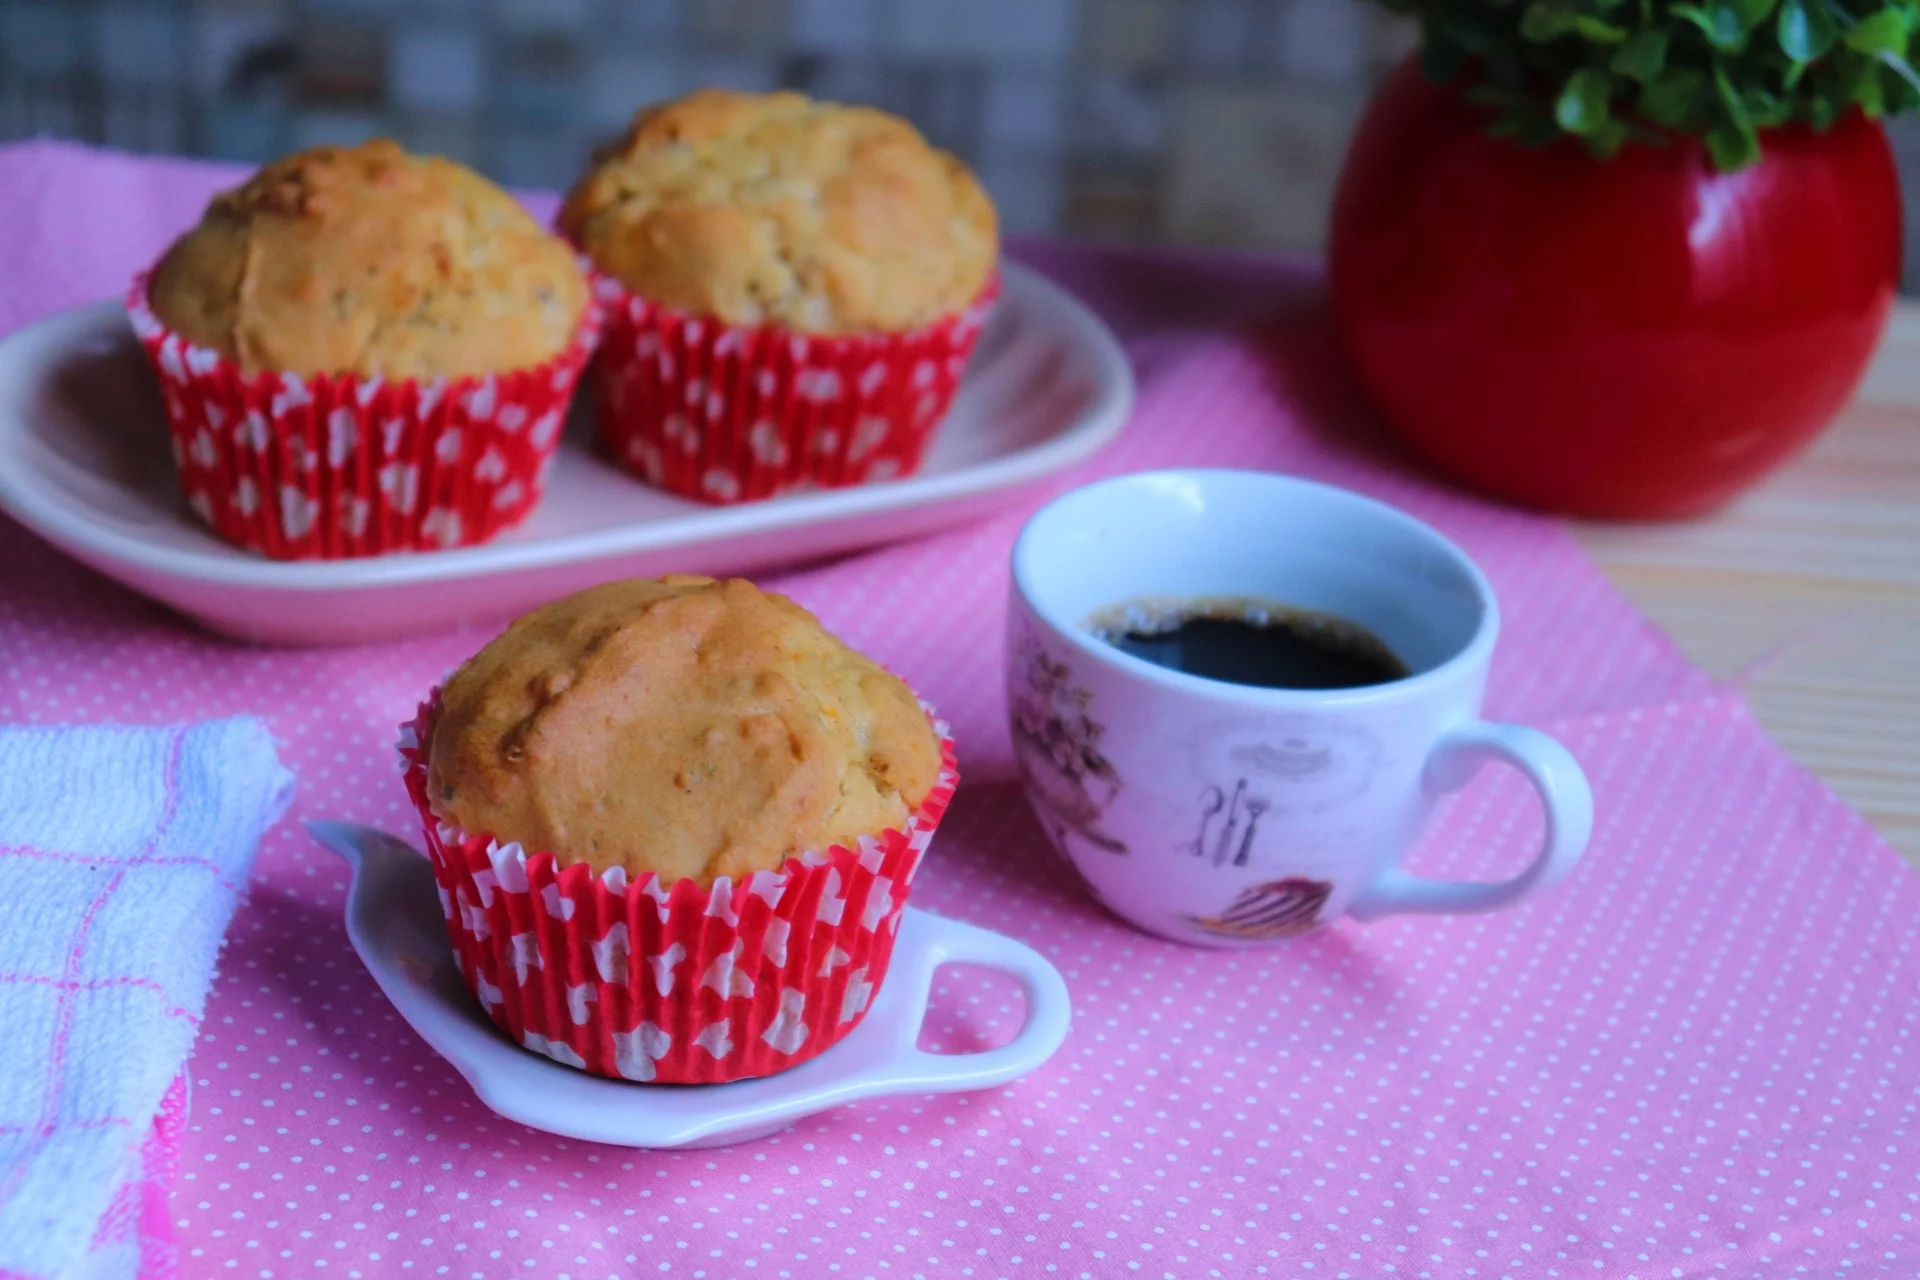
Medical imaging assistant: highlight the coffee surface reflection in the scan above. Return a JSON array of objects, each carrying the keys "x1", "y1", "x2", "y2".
[{"x1": 1086, "y1": 596, "x2": 1408, "y2": 691}]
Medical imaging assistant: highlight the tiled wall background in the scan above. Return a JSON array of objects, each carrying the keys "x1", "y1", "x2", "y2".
[
  {"x1": 0, "y1": 0, "x2": 1410, "y2": 253},
  {"x1": 4, "y1": 0, "x2": 1920, "y2": 282}
]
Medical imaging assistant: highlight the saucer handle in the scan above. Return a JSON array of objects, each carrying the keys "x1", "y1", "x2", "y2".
[
  {"x1": 1349, "y1": 720, "x2": 1594, "y2": 920},
  {"x1": 871, "y1": 910, "x2": 1073, "y2": 1090}
]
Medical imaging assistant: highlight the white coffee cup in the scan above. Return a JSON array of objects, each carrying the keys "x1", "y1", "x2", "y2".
[{"x1": 1006, "y1": 469, "x2": 1593, "y2": 948}]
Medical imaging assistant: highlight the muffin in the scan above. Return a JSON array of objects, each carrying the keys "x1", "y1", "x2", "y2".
[
  {"x1": 560, "y1": 89, "x2": 1000, "y2": 504},
  {"x1": 130, "y1": 139, "x2": 598, "y2": 560},
  {"x1": 399, "y1": 575, "x2": 957, "y2": 1083}
]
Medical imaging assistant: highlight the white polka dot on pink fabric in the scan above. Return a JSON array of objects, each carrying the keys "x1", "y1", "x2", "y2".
[{"x1": 0, "y1": 168, "x2": 1913, "y2": 1276}]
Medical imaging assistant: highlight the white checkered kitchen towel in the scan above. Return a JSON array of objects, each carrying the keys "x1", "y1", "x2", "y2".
[{"x1": 0, "y1": 719, "x2": 293, "y2": 1280}]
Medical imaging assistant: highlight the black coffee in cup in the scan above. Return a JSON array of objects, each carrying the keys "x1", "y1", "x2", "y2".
[{"x1": 1084, "y1": 596, "x2": 1408, "y2": 691}]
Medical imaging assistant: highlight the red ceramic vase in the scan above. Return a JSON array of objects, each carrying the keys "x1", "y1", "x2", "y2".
[{"x1": 1329, "y1": 57, "x2": 1901, "y2": 519}]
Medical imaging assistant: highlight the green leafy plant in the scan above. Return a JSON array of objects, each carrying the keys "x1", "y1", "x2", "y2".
[{"x1": 1368, "y1": 0, "x2": 1920, "y2": 167}]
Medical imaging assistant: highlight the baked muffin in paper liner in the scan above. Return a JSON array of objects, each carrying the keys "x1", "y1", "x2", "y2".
[
  {"x1": 587, "y1": 274, "x2": 997, "y2": 504},
  {"x1": 128, "y1": 274, "x2": 599, "y2": 560},
  {"x1": 398, "y1": 695, "x2": 958, "y2": 1084}
]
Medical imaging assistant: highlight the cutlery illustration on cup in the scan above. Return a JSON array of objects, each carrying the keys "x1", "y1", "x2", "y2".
[
  {"x1": 1182, "y1": 781, "x2": 1272, "y2": 867},
  {"x1": 1233, "y1": 796, "x2": 1269, "y2": 866},
  {"x1": 1180, "y1": 786, "x2": 1225, "y2": 861}
]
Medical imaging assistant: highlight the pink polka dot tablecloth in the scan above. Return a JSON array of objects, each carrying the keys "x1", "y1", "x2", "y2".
[{"x1": 1, "y1": 142, "x2": 1916, "y2": 1280}]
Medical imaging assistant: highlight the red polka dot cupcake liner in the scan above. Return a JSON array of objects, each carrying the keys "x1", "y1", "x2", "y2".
[
  {"x1": 397, "y1": 694, "x2": 958, "y2": 1085},
  {"x1": 127, "y1": 273, "x2": 601, "y2": 561},
  {"x1": 587, "y1": 274, "x2": 998, "y2": 504}
]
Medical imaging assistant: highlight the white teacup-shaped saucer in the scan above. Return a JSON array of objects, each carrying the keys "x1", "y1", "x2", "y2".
[{"x1": 308, "y1": 822, "x2": 1072, "y2": 1149}]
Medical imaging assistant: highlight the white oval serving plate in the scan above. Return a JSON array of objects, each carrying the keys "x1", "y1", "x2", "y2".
[
  {"x1": 307, "y1": 821, "x2": 1073, "y2": 1150},
  {"x1": 0, "y1": 262, "x2": 1131, "y2": 645}
]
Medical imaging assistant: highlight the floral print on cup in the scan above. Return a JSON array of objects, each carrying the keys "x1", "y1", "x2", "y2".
[{"x1": 1009, "y1": 630, "x2": 1128, "y2": 857}]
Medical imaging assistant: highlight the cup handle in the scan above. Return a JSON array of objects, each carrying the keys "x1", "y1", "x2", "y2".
[{"x1": 1348, "y1": 721, "x2": 1593, "y2": 921}]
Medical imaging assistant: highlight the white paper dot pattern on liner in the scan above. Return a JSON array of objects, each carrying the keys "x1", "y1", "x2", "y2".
[
  {"x1": 188, "y1": 429, "x2": 217, "y2": 468},
  {"x1": 507, "y1": 931, "x2": 542, "y2": 985},
  {"x1": 520, "y1": 1030, "x2": 584, "y2": 1070},
  {"x1": 529, "y1": 408, "x2": 564, "y2": 449},
  {"x1": 454, "y1": 887, "x2": 488, "y2": 940},
  {"x1": 590, "y1": 922, "x2": 628, "y2": 984},
  {"x1": 564, "y1": 982, "x2": 595, "y2": 1026},
  {"x1": 269, "y1": 373, "x2": 309, "y2": 417},
  {"x1": 461, "y1": 377, "x2": 495, "y2": 420},
  {"x1": 859, "y1": 875, "x2": 894, "y2": 931},
  {"x1": 336, "y1": 493, "x2": 369, "y2": 537},
  {"x1": 240, "y1": 412, "x2": 270, "y2": 452},
  {"x1": 848, "y1": 415, "x2": 891, "y2": 462},
  {"x1": 760, "y1": 989, "x2": 809, "y2": 1054},
  {"x1": 324, "y1": 408, "x2": 356, "y2": 466},
  {"x1": 377, "y1": 461, "x2": 418, "y2": 515},
  {"x1": 418, "y1": 507, "x2": 462, "y2": 548},
  {"x1": 795, "y1": 369, "x2": 842, "y2": 402},
  {"x1": 473, "y1": 446, "x2": 508, "y2": 482},
  {"x1": 748, "y1": 419, "x2": 787, "y2": 466},
  {"x1": 646, "y1": 942, "x2": 685, "y2": 997},
  {"x1": 611, "y1": 1022, "x2": 671, "y2": 1083},
  {"x1": 837, "y1": 965, "x2": 873, "y2": 1024},
  {"x1": 814, "y1": 867, "x2": 846, "y2": 926},
  {"x1": 539, "y1": 882, "x2": 574, "y2": 921},
  {"x1": 699, "y1": 939, "x2": 754, "y2": 1001},
  {"x1": 488, "y1": 842, "x2": 529, "y2": 893},
  {"x1": 662, "y1": 412, "x2": 699, "y2": 455},
  {"x1": 471, "y1": 971, "x2": 502, "y2": 1009},
  {"x1": 746, "y1": 868, "x2": 785, "y2": 909},
  {"x1": 694, "y1": 1020, "x2": 734, "y2": 1060},
  {"x1": 277, "y1": 486, "x2": 315, "y2": 541},
  {"x1": 762, "y1": 916, "x2": 791, "y2": 967}
]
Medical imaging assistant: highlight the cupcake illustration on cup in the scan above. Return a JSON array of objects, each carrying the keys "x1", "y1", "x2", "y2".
[{"x1": 1188, "y1": 877, "x2": 1332, "y2": 940}]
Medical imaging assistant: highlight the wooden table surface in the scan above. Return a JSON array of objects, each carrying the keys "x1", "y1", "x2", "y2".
[{"x1": 1576, "y1": 309, "x2": 1920, "y2": 867}]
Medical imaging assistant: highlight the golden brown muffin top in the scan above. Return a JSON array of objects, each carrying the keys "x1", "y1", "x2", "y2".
[
  {"x1": 426, "y1": 575, "x2": 944, "y2": 886},
  {"x1": 147, "y1": 139, "x2": 590, "y2": 379},
  {"x1": 560, "y1": 89, "x2": 998, "y2": 335}
]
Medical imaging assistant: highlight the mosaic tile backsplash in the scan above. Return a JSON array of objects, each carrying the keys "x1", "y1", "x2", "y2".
[{"x1": 5, "y1": 0, "x2": 1920, "y2": 285}]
